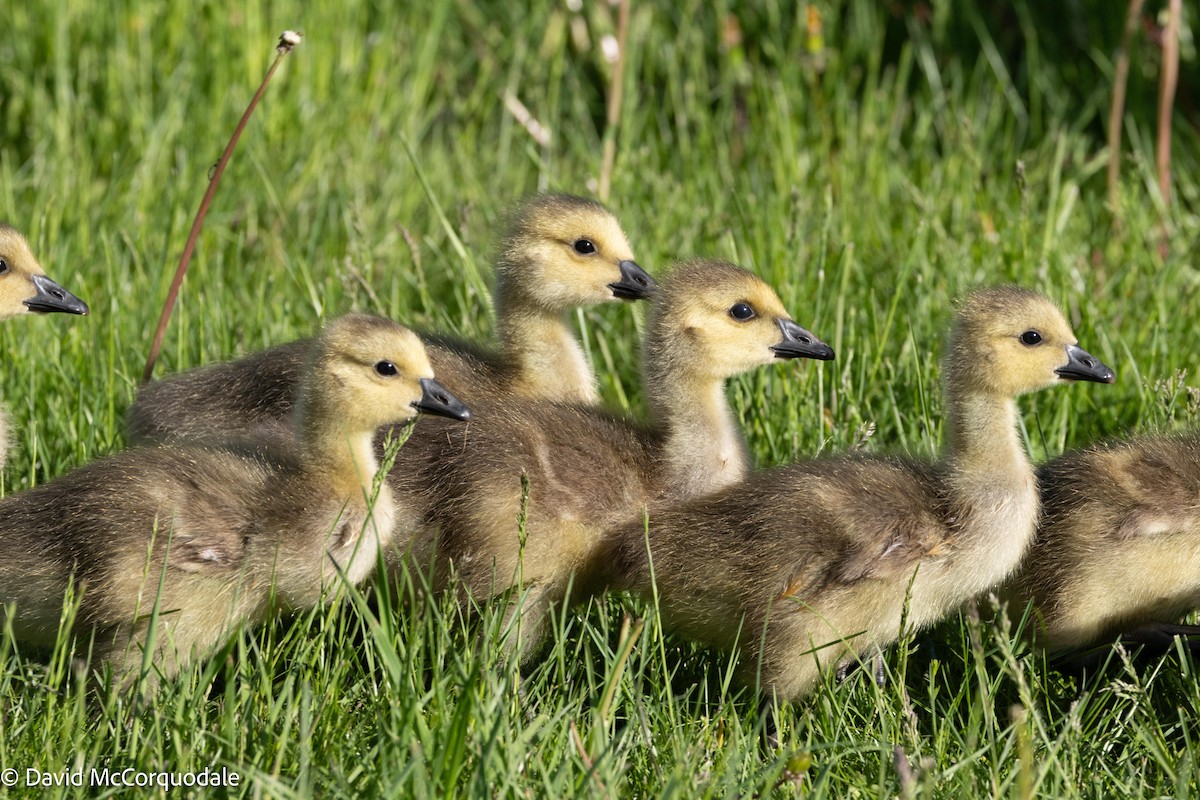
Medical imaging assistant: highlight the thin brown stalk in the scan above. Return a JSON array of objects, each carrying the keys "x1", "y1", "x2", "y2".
[
  {"x1": 568, "y1": 719, "x2": 607, "y2": 792},
  {"x1": 142, "y1": 31, "x2": 301, "y2": 383},
  {"x1": 1107, "y1": 0, "x2": 1144, "y2": 217},
  {"x1": 597, "y1": 0, "x2": 631, "y2": 203},
  {"x1": 1156, "y1": 0, "x2": 1181, "y2": 206},
  {"x1": 569, "y1": 720, "x2": 593, "y2": 770}
]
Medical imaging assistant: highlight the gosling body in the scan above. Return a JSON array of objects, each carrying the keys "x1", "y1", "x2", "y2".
[
  {"x1": 1009, "y1": 432, "x2": 1200, "y2": 649},
  {"x1": 126, "y1": 194, "x2": 652, "y2": 444},
  {"x1": 605, "y1": 287, "x2": 1114, "y2": 700}
]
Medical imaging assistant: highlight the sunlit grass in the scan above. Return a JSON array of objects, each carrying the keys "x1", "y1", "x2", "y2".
[{"x1": 1, "y1": 0, "x2": 1199, "y2": 795}]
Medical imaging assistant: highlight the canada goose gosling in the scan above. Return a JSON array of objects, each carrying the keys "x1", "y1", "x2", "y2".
[
  {"x1": 907, "y1": 297, "x2": 1114, "y2": 623},
  {"x1": 1007, "y1": 432, "x2": 1200, "y2": 652},
  {"x1": 491, "y1": 194, "x2": 654, "y2": 404},
  {"x1": 606, "y1": 287, "x2": 1113, "y2": 701},
  {"x1": 643, "y1": 259, "x2": 834, "y2": 497},
  {"x1": 278, "y1": 316, "x2": 472, "y2": 594},
  {"x1": 0, "y1": 314, "x2": 468, "y2": 689},
  {"x1": 0, "y1": 224, "x2": 90, "y2": 319},
  {"x1": 0, "y1": 224, "x2": 89, "y2": 466}
]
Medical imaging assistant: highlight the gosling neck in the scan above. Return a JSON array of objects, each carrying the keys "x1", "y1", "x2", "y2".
[
  {"x1": 910, "y1": 380, "x2": 1041, "y2": 629},
  {"x1": 649, "y1": 367, "x2": 749, "y2": 499},
  {"x1": 494, "y1": 289, "x2": 597, "y2": 404},
  {"x1": 942, "y1": 384, "x2": 1030, "y2": 480},
  {"x1": 294, "y1": 395, "x2": 389, "y2": 507}
]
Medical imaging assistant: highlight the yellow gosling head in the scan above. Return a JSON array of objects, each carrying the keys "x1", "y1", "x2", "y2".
[
  {"x1": 496, "y1": 194, "x2": 654, "y2": 310},
  {"x1": 645, "y1": 259, "x2": 834, "y2": 381},
  {"x1": 308, "y1": 314, "x2": 470, "y2": 433},
  {"x1": 0, "y1": 224, "x2": 89, "y2": 319},
  {"x1": 945, "y1": 286, "x2": 1114, "y2": 398}
]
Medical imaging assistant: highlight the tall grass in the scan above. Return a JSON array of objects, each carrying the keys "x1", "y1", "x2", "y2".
[{"x1": 1, "y1": 0, "x2": 1199, "y2": 795}]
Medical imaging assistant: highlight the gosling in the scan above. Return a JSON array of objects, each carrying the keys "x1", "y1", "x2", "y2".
[
  {"x1": 603, "y1": 287, "x2": 1114, "y2": 701},
  {"x1": 0, "y1": 314, "x2": 469, "y2": 690},
  {"x1": 125, "y1": 194, "x2": 652, "y2": 444},
  {"x1": 0, "y1": 224, "x2": 90, "y2": 465},
  {"x1": 1007, "y1": 432, "x2": 1200, "y2": 652},
  {"x1": 392, "y1": 259, "x2": 834, "y2": 661}
]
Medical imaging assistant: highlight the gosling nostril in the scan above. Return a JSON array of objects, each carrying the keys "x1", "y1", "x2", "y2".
[
  {"x1": 1082, "y1": 357, "x2": 1095, "y2": 368},
  {"x1": 50, "y1": 289, "x2": 64, "y2": 299},
  {"x1": 799, "y1": 336, "x2": 811, "y2": 344}
]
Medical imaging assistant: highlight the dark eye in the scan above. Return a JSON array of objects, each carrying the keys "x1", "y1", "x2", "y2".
[
  {"x1": 0, "y1": 259, "x2": 8, "y2": 274},
  {"x1": 1019, "y1": 330, "x2": 1043, "y2": 346},
  {"x1": 730, "y1": 303, "x2": 755, "y2": 321},
  {"x1": 375, "y1": 361, "x2": 399, "y2": 376},
  {"x1": 573, "y1": 239, "x2": 596, "y2": 255}
]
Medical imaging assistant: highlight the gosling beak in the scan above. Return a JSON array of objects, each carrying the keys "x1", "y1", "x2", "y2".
[
  {"x1": 770, "y1": 319, "x2": 835, "y2": 361},
  {"x1": 24, "y1": 274, "x2": 89, "y2": 315},
  {"x1": 1055, "y1": 344, "x2": 1114, "y2": 384},
  {"x1": 413, "y1": 377, "x2": 471, "y2": 421},
  {"x1": 607, "y1": 260, "x2": 656, "y2": 301}
]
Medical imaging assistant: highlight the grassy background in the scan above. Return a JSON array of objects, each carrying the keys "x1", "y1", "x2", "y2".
[{"x1": 2, "y1": 0, "x2": 1199, "y2": 795}]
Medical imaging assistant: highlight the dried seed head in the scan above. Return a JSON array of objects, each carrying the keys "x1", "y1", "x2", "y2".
[{"x1": 278, "y1": 30, "x2": 302, "y2": 53}]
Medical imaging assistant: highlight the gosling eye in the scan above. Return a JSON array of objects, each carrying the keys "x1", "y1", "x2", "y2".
[
  {"x1": 1019, "y1": 330, "x2": 1043, "y2": 347},
  {"x1": 374, "y1": 360, "x2": 399, "y2": 377},
  {"x1": 573, "y1": 238, "x2": 596, "y2": 255},
  {"x1": 0, "y1": 259, "x2": 8, "y2": 275},
  {"x1": 729, "y1": 302, "x2": 756, "y2": 321}
]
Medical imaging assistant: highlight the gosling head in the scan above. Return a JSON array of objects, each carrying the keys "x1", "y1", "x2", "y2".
[
  {"x1": 308, "y1": 314, "x2": 471, "y2": 433},
  {"x1": 944, "y1": 286, "x2": 1114, "y2": 398},
  {"x1": 495, "y1": 194, "x2": 655, "y2": 311},
  {"x1": 645, "y1": 259, "x2": 834, "y2": 382},
  {"x1": 0, "y1": 224, "x2": 89, "y2": 319}
]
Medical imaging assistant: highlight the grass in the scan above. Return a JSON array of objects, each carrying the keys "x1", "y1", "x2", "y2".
[{"x1": 2, "y1": 0, "x2": 1200, "y2": 795}]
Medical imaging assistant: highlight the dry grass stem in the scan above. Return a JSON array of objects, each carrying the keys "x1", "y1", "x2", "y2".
[
  {"x1": 1156, "y1": 0, "x2": 1180, "y2": 206},
  {"x1": 1106, "y1": 0, "x2": 1144, "y2": 218},
  {"x1": 597, "y1": 0, "x2": 631, "y2": 202},
  {"x1": 141, "y1": 31, "x2": 301, "y2": 383}
]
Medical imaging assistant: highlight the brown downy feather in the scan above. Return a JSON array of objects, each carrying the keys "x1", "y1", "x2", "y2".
[
  {"x1": 125, "y1": 195, "x2": 650, "y2": 444},
  {"x1": 389, "y1": 259, "x2": 834, "y2": 661},
  {"x1": 0, "y1": 314, "x2": 468, "y2": 691},
  {"x1": 603, "y1": 287, "x2": 1114, "y2": 701}
]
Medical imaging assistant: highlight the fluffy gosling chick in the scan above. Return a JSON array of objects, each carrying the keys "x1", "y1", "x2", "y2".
[
  {"x1": 0, "y1": 224, "x2": 90, "y2": 465},
  {"x1": 392, "y1": 259, "x2": 834, "y2": 661},
  {"x1": 125, "y1": 195, "x2": 652, "y2": 444},
  {"x1": 0, "y1": 314, "x2": 468, "y2": 689},
  {"x1": 605, "y1": 287, "x2": 1114, "y2": 701},
  {"x1": 1007, "y1": 432, "x2": 1200, "y2": 651}
]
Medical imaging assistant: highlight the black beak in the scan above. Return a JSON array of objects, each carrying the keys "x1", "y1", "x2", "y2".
[
  {"x1": 413, "y1": 377, "x2": 471, "y2": 421},
  {"x1": 1055, "y1": 344, "x2": 1114, "y2": 384},
  {"x1": 24, "y1": 274, "x2": 89, "y2": 315},
  {"x1": 607, "y1": 260, "x2": 656, "y2": 301},
  {"x1": 770, "y1": 319, "x2": 835, "y2": 361}
]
